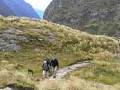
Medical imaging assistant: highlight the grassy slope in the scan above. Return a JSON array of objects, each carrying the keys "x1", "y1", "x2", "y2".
[
  {"x1": 70, "y1": 52, "x2": 120, "y2": 87},
  {"x1": 0, "y1": 16, "x2": 120, "y2": 89}
]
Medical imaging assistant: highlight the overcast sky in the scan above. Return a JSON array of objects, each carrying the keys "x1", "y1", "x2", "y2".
[{"x1": 24, "y1": 0, "x2": 52, "y2": 11}]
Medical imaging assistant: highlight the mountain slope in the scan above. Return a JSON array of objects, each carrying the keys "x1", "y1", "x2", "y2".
[
  {"x1": 0, "y1": 0, "x2": 15, "y2": 16},
  {"x1": 0, "y1": 0, "x2": 40, "y2": 19},
  {"x1": 4, "y1": 0, "x2": 40, "y2": 19},
  {"x1": 0, "y1": 16, "x2": 120, "y2": 89},
  {"x1": 44, "y1": 0, "x2": 120, "y2": 36}
]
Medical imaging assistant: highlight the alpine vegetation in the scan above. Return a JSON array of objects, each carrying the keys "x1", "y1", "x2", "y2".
[{"x1": 0, "y1": 16, "x2": 120, "y2": 90}]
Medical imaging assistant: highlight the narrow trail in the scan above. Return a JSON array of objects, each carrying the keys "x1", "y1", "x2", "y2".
[
  {"x1": 0, "y1": 61, "x2": 90, "y2": 90},
  {"x1": 49, "y1": 61, "x2": 90, "y2": 80},
  {"x1": 37, "y1": 61, "x2": 90, "y2": 90},
  {"x1": 38, "y1": 60, "x2": 118, "y2": 90}
]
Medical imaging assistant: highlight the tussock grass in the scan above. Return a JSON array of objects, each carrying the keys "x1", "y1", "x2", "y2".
[
  {"x1": 0, "y1": 60, "x2": 35, "y2": 88},
  {"x1": 38, "y1": 76, "x2": 118, "y2": 90},
  {"x1": 71, "y1": 51, "x2": 120, "y2": 89},
  {"x1": 0, "y1": 64, "x2": 35, "y2": 88},
  {"x1": 0, "y1": 16, "x2": 120, "y2": 89}
]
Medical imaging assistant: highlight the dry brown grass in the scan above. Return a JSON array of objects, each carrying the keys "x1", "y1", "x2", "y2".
[
  {"x1": 0, "y1": 60, "x2": 34, "y2": 88},
  {"x1": 37, "y1": 76, "x2": 118, "y2": 90}
]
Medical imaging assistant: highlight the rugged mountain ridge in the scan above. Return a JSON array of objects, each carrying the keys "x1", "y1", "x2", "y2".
[
  {"x1": 44, "y1": 0, "x2": 120, "y2": 36},
  {"x1": 0, "y1": 0, "x2": 15, "y2": 16},
  {"x1": 0, "y1": 0, "x2": 40, "y2": 19}
]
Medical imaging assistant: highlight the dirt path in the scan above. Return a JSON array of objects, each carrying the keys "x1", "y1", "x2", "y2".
[
  {"x1": 38, "y1": 61, "x2": 118, "y2": 90},
  {"x1": 49, "y1": 61, "x2": 90, "y2": 80},
  {"x1": 37, "y1": 61, "x2": 90, "y2": 90},
  {"x1": 0, "y1": 61, "x2": 90, "y2": 90}
]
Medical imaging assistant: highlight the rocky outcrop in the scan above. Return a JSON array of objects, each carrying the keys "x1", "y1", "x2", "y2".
[
  {"x1": 44, "y1": 0, "x2": 120, "y2": 36},
  {"x1": 0, "y1": 0, "x2": 40, "y2": 19},
  {"x1": 0, "y1": 28, "x2": 28, "y2": 52}
]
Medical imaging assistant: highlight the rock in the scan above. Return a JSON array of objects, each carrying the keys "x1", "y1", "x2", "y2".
[
  {"x1": 44, "y1": 0, "x2": 120, "y2": 36},
  {"x1": 0, "y1": 34, "x2": 27, "y2": 42},
  {"x1": 0, "y1": 38, "x2": 8, "y2": 45},
  {"x1": 0, "y1": 83, "x2": 34, "y2": 90},
  {"x1": 0, "y1": 34, "x2": 17, "y2": 39},
  {"x1": 45, "y1": 33, "x2": 55, "y2": 42},
  {"x1": 0, "y1": 28, "x2": 29, "y2": 51},
  {"x1": 17, "y1": 36, "x2": 28, "y2": 42},
  {"x1": 4, "y1": 28, "x2": 23, "y2": 35},
  {"x1": 0, "y1": 44, "x2": 21, "y2": 52},
  {"x1": 0, "y1": 87, "x2": 13, "y2": 90}
]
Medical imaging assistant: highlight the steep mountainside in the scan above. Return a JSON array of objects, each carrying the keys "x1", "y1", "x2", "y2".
[
  {"x1": 0, "y1": 0, "x2": 15, "y2": 16},
  {"x1": 44, "y1": 0, "x2": 120, "y2": 36},
  {"x1": 0, "y1": 0, "x2": 40, "y2": 19}
]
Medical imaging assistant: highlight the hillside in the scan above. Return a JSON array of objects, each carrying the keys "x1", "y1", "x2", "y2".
[
  {"x1": 0, "y1": 16, "x2": 120, "y2": 90},
  {"x1": 0, "y1": 0, "x2": 15, "y2": 16},
  {"x1": 44, "y1": 0, "x2": 120, "y2": 36},
  {"x1": 0, "y1": 0, "x2": 40, "y2": 19}
]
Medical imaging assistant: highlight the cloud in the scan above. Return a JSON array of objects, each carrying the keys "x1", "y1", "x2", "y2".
[{"x1": 24, "y1": 0, "x2": 52, "y2": 11}]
